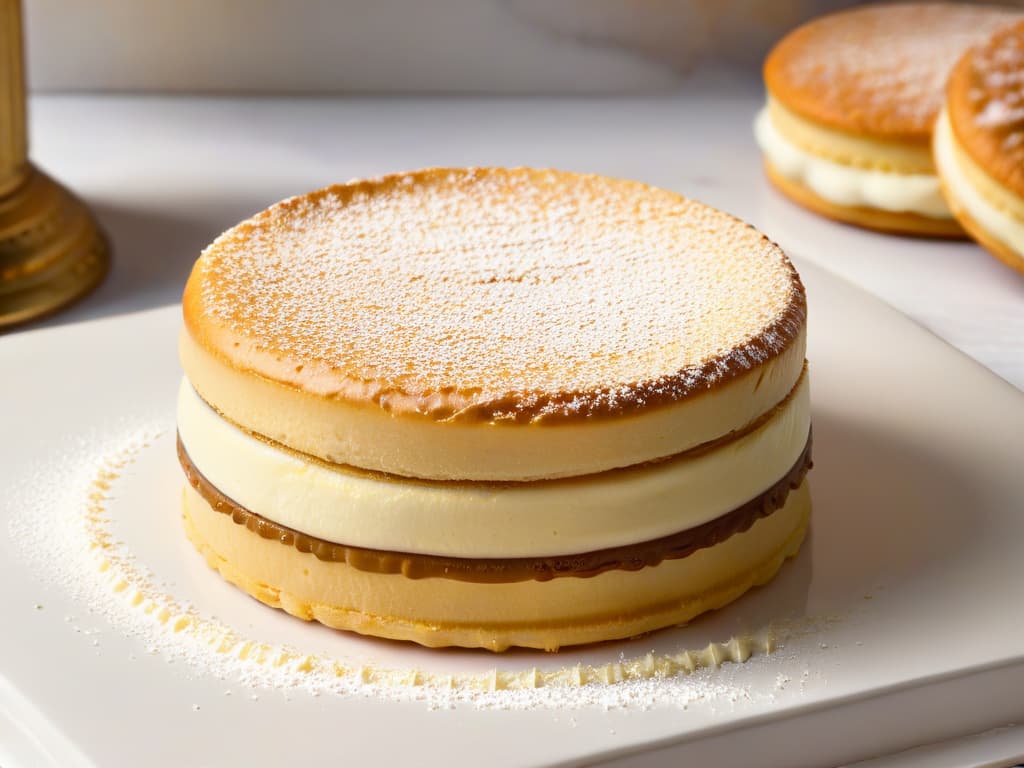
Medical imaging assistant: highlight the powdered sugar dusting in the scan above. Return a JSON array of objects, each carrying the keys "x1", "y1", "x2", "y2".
[
  {"x1": 771, "y1": 4, "x2": 1019, "y2": 138},
  {"x1": 189, "y1": 168, "x2": 804, "y2": 422}
]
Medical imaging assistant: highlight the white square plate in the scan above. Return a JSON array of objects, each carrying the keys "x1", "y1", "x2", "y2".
[{"x1": 2, "y1": 258, "x2": 1023, "y2": 767}]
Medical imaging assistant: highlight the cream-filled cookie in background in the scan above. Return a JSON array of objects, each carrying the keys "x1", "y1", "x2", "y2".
[
  {"x1": 935, "y1": 21, "x2": 1024, "y2": 276},
  {"x1": 756, "y1": 3, "x2": 1019, "y2": 237},
  {"x1": 177, "y1": 168, "x2": 812, "y2": 652}
]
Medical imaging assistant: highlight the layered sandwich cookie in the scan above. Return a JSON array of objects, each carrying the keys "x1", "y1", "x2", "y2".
[
  {"x1": 935, "y1": 21, "x2": 1024, "y2": 276},
  {"x1": 756, "y1": 3, "x2": 1019, "y2": 237},
  {"x1": 177, "y1": 168, "x2": 812, "y2": 651}
]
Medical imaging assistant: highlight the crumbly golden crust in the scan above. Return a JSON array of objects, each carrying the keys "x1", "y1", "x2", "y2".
[
  {"x1": 183, "y1": 168, "x2": 806, "y2": 425},
  {"x1": 947, "y1": 21, "x2": 1024, "y2": 199},
  {"x1": 765, "y1": 4, "x2": 1020, "y2": 143},
  {"x1": 764, "y1": 161, "x2": 966, "y2": 238}
]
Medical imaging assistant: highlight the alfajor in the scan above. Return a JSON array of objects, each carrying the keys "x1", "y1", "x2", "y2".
[
  {"x1": 935, "y1": 21, "x2": 1024, "y2": 276},
  {"x1": 177, "y1": 168, "x2": 812, "y2": 651},
  {"x1": 757, "y1": 3, "x2": 1019, "y2": 237}
]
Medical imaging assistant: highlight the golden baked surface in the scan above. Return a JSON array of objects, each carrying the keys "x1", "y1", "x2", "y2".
[
  {"x1": 765, "y1": 3, "x2": 1019, "y2": 143},
  {"x1": 183, "y1": 168, "x2": 805, "y2": 423},
  {"x1": 947, "y1": 21, "x2": 1024, "y2": 199}
]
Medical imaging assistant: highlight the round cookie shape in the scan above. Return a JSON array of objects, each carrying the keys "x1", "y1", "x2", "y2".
[
  {"x1": 765, "y1": 3, "x2": 1019, "y2": 144},
  {"x1": 182, "y1": 168, "x2": 806, "y2": 480},
  {"x1": 947, "y1": 21, "x2": 1024, "y2": 200},
  {"x1": 176, "y1": 169, "x2": 815, "y2": 650}
]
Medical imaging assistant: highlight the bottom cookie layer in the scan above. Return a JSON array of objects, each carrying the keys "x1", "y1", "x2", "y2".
[
  {"x1": 765, "y1": 161, "x2": 965, "y2": 239},
  {"x1": 182, "y1": 481, "x2": 811, "y2": 651}
]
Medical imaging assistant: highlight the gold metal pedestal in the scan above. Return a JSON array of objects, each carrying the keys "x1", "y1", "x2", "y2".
[{"x1": 0, "y1": 0, "x2": 108, "y2": 329}]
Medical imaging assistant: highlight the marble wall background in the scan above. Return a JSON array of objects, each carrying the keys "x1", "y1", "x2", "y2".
[{"x1": 23, "y1": 0, "x2": 1024, "y2": 93}]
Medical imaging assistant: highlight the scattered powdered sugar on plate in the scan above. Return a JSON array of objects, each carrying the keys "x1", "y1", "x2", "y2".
[{"x1": 9, "y1": 424, "x2": 827, "y2": 710}]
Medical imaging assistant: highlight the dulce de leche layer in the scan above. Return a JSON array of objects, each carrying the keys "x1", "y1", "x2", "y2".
[{"x1": 178, "y1": 433, "x2": 812, "y2": 584}]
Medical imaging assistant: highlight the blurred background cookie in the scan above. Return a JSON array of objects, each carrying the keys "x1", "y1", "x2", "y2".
[
  {"x1": 756, "y1": 3, "x2": 1019, "y2": 237},
  {"x1": 935, "y1": 20, "x2": 1024, "y2": 275}
]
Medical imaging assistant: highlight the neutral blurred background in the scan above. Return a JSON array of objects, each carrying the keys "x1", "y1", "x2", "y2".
[{"x1": 23, "y1": 0, "x2": 1020, "y2": 94}]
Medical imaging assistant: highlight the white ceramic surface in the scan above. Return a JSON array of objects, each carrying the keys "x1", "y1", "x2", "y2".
[{"x1": 2, "y1": 257, "x2": 1024, "y2": 767}]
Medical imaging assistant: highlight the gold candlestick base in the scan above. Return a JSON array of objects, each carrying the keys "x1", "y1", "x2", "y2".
[{"x1": 0, "y1": 168, "x2": 109, "y2": 328}]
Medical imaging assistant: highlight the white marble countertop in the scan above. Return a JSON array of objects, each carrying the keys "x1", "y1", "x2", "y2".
[{"x1": 19, "y1": 76, "x2": 1024, "y2": 390}]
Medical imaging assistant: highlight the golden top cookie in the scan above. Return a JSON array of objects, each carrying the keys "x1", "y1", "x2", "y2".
[
  {"x1": 182, "y1": 168, "x2": 805, "y2": 424},
  {"x1": 765, "y1": 3, "x2": 1020, "y2": 144},
  {"x1": 947, "y1": 20, "x2": 1024, "y2": 198}
]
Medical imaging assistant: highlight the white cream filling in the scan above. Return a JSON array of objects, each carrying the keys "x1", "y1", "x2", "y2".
[
  {"x1": 176, "y1": 377, "x2": 810, "y2": 559},
  {"x1": 754, "y1": 107, "x2": 951, "y2": 219},
  {"x1": 933, "y1": 110, "x2": 1024, "y2": 259}
]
